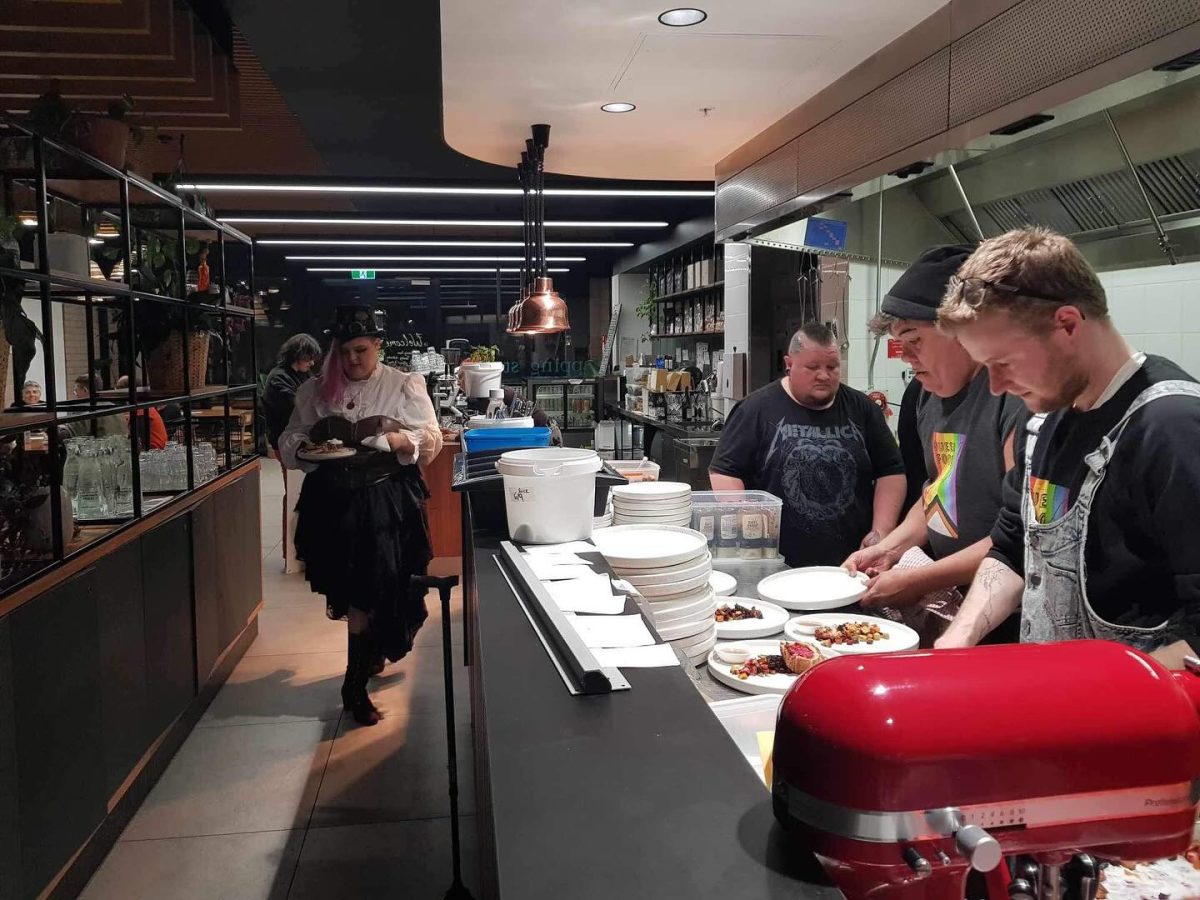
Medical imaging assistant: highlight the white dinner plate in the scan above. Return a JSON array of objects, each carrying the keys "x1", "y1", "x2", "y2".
[
  {"x1": 676, "y1": 621, "x2": 717, "y2": 651},
  {"x1": 756, "y1": 566, "x2": 868, "y2": 611},
  {"x1": 657, "y1": 614, "x2": 715, "y2": 642},
  {"x1": 592, "y1": 525, "x2": 709, "y2": 570},
  {"x1": 611, "y1": 481, "x2": 692, "y2": 502},
  {"x1": 709, "y1": 570, "x2": 737, "y2": 596},
  {"x1": 467, "y1": 415, "x2": 534, "y2": 429},
  {"x1": 713, "y1": 598, "x2": 790, "y2": 640},
  {"x1": 707, "y1": 639, "x2": 826, "y2": 695},
  {"x1": 612, "y1": 496, "x2": 692, "y2": 509},
  {"x1": 683, "y1": 632, "x2": 717, "y2": 665},
  {"x1": 646, "y1": 586, "x2": 716, "y2": 617},
  {"x1": 651, "y1": 596, "x2": 718, "y2": 629},
  {"x1": 614, "y1": 517, "x2": 693, "y2": 529},
  {"x1": 298, "y1": 446, "x2": 357, "y2": 462},
  {"x1": 624, "y1": 554, "x2": 713, "y2": 586},
  {"x1": 783, "y1": 613, "x2": 919, "y2": 655},
  {"x1": 613, "y1": 508, "x2": 693, "y2": 520},
  {"x1": 637, "y1": 570, "x2": 712, "y2": 598}
]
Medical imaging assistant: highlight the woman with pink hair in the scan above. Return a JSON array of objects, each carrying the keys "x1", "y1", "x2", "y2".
[{"x1": 279, "y1": 306, "x2": 442, "y2": 726}]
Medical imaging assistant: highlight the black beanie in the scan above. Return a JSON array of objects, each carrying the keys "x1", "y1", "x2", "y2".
[{"x1": 881, "y1": 245, "x2": 974, "y2": 321}]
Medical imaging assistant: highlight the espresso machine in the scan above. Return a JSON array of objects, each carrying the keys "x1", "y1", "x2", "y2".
[{"x1": 772, "y1": 641, "x2": 1200, "y2": 899}]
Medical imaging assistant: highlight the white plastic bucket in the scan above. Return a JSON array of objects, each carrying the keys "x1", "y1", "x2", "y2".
[
  {"x1": 498, "y1": 448, "x2": 601, "y2": 543},
  {"x1": 461, "y1": 362, "x2": 504, "y2": 399}
]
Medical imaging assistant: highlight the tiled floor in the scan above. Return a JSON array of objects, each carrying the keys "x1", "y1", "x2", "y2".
[{"x1": 79, "y1": 465, "x2": 478, "y2": 900}]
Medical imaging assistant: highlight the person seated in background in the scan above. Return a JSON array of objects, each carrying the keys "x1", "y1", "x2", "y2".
[
  {"x1": 264, "y1": 334, "x2": 321, "y2": 456},
  {"x1": 709, "y1": 322, "x2": 907, "y2": 568},
  {"x1": 842, "y1": 246, "x2": 1025, "y2": 645},
  {"x1": 21, "y1": 381, "x2": 42, "y2": 406},
  {"x1": 66, "y1": 374, "x2": 165, "y2": 447}
]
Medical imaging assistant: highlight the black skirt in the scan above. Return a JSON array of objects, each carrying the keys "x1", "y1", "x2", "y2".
[{"x1": 293, "y1": 461, "x2": 433, "y2": 662}]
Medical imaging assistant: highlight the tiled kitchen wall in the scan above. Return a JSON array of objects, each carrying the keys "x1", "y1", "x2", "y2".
[
  {"x1": 844, "y1": 262, "x2": 909, "y2": 425},
  {"x1": 1098, "y1": 261, "x2": 1200, "y2": 377},
  {"x1": 841, "y1": 259, "x2": 1200, "y2": 427}
]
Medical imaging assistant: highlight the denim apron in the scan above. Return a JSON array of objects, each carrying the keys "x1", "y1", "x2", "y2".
[{"x1": 1019, "y1": 380, "x2": 1200, "y2": 651}]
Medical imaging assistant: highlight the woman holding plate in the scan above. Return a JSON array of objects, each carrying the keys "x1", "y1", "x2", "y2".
[{"x1": 279, "y1": 306, "x2": 442, "y2": 726}]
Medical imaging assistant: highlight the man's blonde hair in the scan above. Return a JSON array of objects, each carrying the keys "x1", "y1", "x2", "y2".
[{"x1": 937, "y1": 227, "x2": 1107, "y2": 332}]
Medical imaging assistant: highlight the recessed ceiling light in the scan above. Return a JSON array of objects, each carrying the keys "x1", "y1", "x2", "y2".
[
  {"x1": 658, "y1": 8, "x2": 706, "y2": 26},
  {"x1": 601, "y1": 102, "x2": 637, "y2": 114}
]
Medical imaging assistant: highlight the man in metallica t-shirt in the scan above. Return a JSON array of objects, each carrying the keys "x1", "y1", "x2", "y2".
[
  {"x1": 934, "y1": 227, "x2": 1200, "y2": 669},
  {"x1": 709, "y1": 323, "x2": 907, "y2": 567}
]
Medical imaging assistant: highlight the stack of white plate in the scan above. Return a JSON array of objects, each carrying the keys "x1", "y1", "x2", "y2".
[
  {"x1": 591, "y1": 524, "x2": 717, "y2": 665},
  {"x1": 610, "y1": 481, "x2": 692, "y2": 527}
]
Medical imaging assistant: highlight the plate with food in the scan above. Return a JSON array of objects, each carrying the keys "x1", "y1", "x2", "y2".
[
  {"x1": 756, "y1": 566, "x2": 868, "y2": 611},
  {"x1": 297, "y1": 439, "x2": 357, "y2": 462},
  {"x1": 713, "y1": 598, "x2": 789, "y2": 639},
  {"x1": 783, "y1": 612, "x2": 918, "y2": 655},
  {"x1": 707, "y1": 639, "x2": 827, "y2": 695}
]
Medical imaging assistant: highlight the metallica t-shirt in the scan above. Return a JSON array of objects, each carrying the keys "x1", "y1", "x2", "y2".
[{"x1": 711, "y1": 381, "x2": 904, "y2": 567}]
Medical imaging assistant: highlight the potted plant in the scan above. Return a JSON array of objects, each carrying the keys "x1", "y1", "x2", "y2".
[
  {"x1": 0, "y1": 214, "x2": 43, "y2": 406},
  {"x1": 77, "y1": 94, "x2": 143, "y2": 170}
]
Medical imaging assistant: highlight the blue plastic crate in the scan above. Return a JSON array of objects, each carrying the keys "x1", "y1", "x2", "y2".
[{"x1": 461, "y1": 426, "x2": 551, "y2": 454}]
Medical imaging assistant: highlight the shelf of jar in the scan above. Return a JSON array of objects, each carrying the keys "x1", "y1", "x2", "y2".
[
  {"x1": 652, "y1": 281, "x2": 724, "y2": 304},
  {"x1": 648, "y1": 330, "x2": 725, "y2": 340}
]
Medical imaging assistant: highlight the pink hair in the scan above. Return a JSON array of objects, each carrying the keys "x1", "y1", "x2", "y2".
[{"x1": 318, "y1": 338, "x2": 347, "y2": 406}]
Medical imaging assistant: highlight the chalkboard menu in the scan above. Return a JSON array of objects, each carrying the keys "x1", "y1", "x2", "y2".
[{"x1": 382, "y1": 333, "x2": 426, "y2": 371}]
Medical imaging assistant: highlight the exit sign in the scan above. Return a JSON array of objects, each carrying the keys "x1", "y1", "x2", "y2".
[{"x1": 351, "y1": 270, "x2": 376, "y2": 280}]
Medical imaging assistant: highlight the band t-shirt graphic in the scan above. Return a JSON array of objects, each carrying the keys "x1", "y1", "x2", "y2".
[
  {"x1": 711, "y1": 382, "x2": 903, "y2": 567},
  {"x1": 924, "y1": 432, "x2": 967, "y2": 539}
]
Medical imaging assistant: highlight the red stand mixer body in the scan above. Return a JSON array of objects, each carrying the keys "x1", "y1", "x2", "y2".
[{"x1": 771, "y1": 641, "x2": 1200, "y2": 899}]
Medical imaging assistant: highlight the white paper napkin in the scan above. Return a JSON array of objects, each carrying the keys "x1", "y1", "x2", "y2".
[{"x1": 361, "y1": 434, "x2": 391, "y2": 453}]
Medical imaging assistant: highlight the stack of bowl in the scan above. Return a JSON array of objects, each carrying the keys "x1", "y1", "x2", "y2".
[
  {"x1": 611, "y1": 481, "x2": 692, "y2": 527},
  {"x1": 590, "y1": 524, "x2": 717, "y2": 665}
]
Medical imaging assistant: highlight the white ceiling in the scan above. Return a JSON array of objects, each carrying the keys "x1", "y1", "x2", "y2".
[{"x1": 440, "y1": 0, "x2": 947, "y2": 181}]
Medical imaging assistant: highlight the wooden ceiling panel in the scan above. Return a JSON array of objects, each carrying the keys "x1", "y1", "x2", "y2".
[
  {"x1": 0, "y1": 0, "x2": 177, "y2": 59},
  {"x1": 0, "y1": 0, "x2": 153, "y2": 33}
]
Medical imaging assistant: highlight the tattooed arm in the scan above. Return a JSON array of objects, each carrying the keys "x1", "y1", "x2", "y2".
[{"x1": 934, "y1": 557, "x2": 1024, "y2": 648}]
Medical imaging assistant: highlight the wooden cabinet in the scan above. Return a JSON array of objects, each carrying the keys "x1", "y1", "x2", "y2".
[
  {"x1": 8, "y1": 568, "x2": 107, "y2": 898},
  {"x1": 141, "y1": 514, "x2": 197, "y2": 739},
  {"x1": 425, "y1": 442, "x2": 462, "y2": 558}
]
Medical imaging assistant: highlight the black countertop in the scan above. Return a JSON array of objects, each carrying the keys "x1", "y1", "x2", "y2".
[
  {"x1": 609, "y1": 406, "x2": 722, "y2": 442},
  {"x1": 467, "y1": 508, "x2": 841, "y2": 899}
]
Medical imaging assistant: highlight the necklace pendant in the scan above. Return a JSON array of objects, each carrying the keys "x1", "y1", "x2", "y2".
[{"x1": 347, "y1": 400, "x2": 356, "y2": 410}]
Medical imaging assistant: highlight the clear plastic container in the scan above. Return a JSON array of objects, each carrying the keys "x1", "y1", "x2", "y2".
[
  {"x1": 708, "y1": 694, "x2": 782, "y2": 785},
  {"x1": 609, "y1": 458, "x2": 660, "y2": 482},
  {"x1": 689, "y1": 490, "x2": 783, "y2": 561}
]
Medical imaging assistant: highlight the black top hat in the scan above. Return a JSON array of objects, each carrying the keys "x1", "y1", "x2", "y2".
[{"x1": 326, "y1": 305, "x2": 386, "y2": 341}]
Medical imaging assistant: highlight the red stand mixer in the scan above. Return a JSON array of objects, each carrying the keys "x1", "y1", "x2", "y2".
[{"x1": 772, "y1": 641, "x2": 1200, "y2": 899}]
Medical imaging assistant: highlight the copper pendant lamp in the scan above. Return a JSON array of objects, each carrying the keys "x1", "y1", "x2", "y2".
[{"x1": 507, "y1": 125, "x2": 569, "y2": 335}]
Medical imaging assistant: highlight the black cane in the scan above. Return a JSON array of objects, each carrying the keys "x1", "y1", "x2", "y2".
[{"x1": 412, "y1": 573, "x2": 475, "y2": 900}]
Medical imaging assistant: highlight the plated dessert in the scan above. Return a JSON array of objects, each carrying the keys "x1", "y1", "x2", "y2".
[
  {"x1": 298, "y1": 438, "x2": 357, "y2": 461},
  {"x1": 730, "y1": 641, "x2": 824, "y2": 680}
]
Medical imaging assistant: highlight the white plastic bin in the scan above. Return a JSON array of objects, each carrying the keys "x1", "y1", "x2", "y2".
[
  {"x1": 497, "y1": 448, "x2": 601, "y2": 543},
  {"x1": 461, "y1": 361, "x2": 504, "y2": 398}
]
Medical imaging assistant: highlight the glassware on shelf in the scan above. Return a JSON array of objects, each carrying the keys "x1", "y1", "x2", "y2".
[
  {"x1": 75, "y1": 445, "x2": 106, "y2": 519},
  {"x1": 62, "y1": 438, "x2": 82, "y2": 516}
]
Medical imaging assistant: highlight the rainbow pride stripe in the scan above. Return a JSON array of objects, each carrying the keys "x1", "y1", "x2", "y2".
[
  {"x1": 1029, "y1": 476, "x2": 1071, "y2": 524},
  {"x1": 923, "y1": 432, "x2": 965, "y2": 530}
]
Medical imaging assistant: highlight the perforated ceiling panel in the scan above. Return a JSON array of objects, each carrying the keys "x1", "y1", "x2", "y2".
[
  {"x1": 949, "y1": 0, "x2": 1200, "y2": 126},
  {"x1": 793, "y1": 49, "x2": 950, "y2": 198},
  {"x1": 715, "y1": 137, "x2": 799, "y2": 232}
]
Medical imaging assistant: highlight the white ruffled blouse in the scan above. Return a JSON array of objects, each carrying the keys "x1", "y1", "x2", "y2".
[{"x1": 279, "y1": 364, "x2": 442, "y2": 472}]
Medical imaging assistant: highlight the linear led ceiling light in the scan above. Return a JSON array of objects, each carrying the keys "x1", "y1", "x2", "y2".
[
  {"x1": 178, "y1": 182, "x2": 711, "y2": 198},
  {"x1": 308, "y1": 267, "x2": 570, "y2": 273},
  {"x1": 285, "y1": 255, "x2": 585, "y2": 262},
  {"x1": 258, "y1": 239, "x2": 632, "y2": 247},
  {"x1": 219, "y1": 216, "x2": 667, "y2": 227}
]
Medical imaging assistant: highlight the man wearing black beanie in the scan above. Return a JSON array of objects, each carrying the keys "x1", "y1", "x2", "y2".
[{"x1": 844, "y1": 245, "x2": 1025, "y2": 638}]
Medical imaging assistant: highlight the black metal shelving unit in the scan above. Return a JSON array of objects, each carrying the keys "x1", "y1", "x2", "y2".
[
  {"x1": 0, "y1": 115, "x2": 260, "y2": 598},
  {"x1": 645, "y1": 240, "x2": 725, "y2": 351}
]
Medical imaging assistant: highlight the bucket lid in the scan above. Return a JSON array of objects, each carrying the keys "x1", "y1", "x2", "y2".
[{"x1": 497, "y1": 447, "x2": 601, "y2": 477}]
